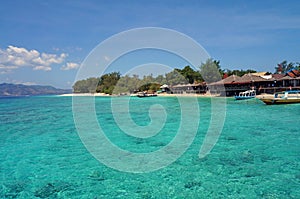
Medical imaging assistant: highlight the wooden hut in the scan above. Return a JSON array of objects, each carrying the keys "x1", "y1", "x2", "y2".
[
  {"x1": 209, "y1": 74, "x2": 274, "y2": 96},
  {"x1": 171, "y1": 83, "x2": 207, "y2": 94}
]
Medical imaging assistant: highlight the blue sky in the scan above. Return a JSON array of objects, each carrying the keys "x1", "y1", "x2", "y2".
[{"x1": 0, "y1": 0, "x2": 300, "y2": 88}]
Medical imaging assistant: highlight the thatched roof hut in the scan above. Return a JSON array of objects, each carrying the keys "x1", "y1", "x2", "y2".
[
  {"x1": 279, "y1": 76, "x2": 294, "y2": 81},
  {"x1": 237, "y1": 74, "x2": 269, "y2": 83},
  {"x1": 209, "y1": 75, "x2": 242, "y2": 85}
]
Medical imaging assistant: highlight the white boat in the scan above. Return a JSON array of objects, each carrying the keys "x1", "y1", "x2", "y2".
[
  {"x1": 259, "y1": 90, "x2": 300, "y2": 105},
  {"x1": 235, "y1": 90, "x2": 256, "y2": 100}
]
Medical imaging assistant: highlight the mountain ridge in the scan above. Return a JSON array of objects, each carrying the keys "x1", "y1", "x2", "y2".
[{"x1": 0, "y1": 83, "x2": 72, "y2": 96}]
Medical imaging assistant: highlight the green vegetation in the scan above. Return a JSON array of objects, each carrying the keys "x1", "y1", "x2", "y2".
[
  {"x1": 224, "y1": 69, "x2": 257, "y2": 77},
  {"x1": 73, "y1": 77, "x2": 100, "y2": 93},
  {"x1": 199, "y1": 59, "x2": 258, "y2": 80},
  {"x1": 96, "y1": 72, "x2": 121, "y2": 94},
  {"x1": 72, "y1": 59, "x2": 300, "y2": 94},
  {"x1": 199, "y1": 59, "x2": 222, "y2": 83},
  {"x1": 275, "y1": 60, "x2": 300, "y2": 74},
  {"x1": 73, "y1": 67, "x2": 200, "y2": 94},
  {"x1": 175, "y1": 66, "x2": 203, "y2": 83}
]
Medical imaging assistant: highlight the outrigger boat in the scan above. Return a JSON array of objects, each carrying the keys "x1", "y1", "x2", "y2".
[
  {"x1": 235, "y1": 90, "x2": 256, "y2": 100},
  {"x1": 259, "y1": 90, "x2": 300, "y2": 105}
]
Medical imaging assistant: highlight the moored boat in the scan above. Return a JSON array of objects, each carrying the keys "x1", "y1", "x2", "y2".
[
  {"x1": 136, "y1": 92, "x2": 158, "y2": 98},
  {"x1": 235, "y1": 90, "x2": 256, "y2": 100},
  {"x1": 259, "y1": 90, "x2": 300, "y2": 105}
]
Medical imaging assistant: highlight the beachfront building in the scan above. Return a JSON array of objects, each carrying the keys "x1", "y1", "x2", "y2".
[
  {"x1": 259, "y1": 69, "x2": 300, "y2": 93},
  {"x1": 209, "y1": 70, "x2": 300, "y2": 96},
  {"x1": 277, "y1": 69, "x2": 300, "y2": 87},
  {"x1": 209, "y1": 74, "x2": 271, "y2": 96},
  {"x1": 159, "y1": 84, "x2": 172, "y2": 93},
  {"x1": 170, "y1": 83, "x2": 207, "y2": 94}
]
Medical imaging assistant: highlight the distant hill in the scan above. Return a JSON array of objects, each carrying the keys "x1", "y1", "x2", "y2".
[{"x1": 0, "y1": 83, "x2": 72, "y2": 96}]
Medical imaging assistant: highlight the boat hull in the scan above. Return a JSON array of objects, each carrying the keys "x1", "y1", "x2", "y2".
[
  {"x1": 137, "y1": 94, "x2": 157, "y2": 98},
  {"x1": 260, "y1": 98, "x2": 300, "y2": 105},
  {"x1": 235, "y1": 96, "x2": 255, "y2": 100}
]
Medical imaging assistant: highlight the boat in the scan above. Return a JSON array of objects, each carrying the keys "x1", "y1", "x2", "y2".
[
  {"x1": 234, "y1": 90, "x2": 256, "y2": 100},
  {"x1": 136, "y1": 92, "x2": 158, "y2": 98},
  {"x1": 259, "y1": 90, "x2": 300, "y2": 105}
]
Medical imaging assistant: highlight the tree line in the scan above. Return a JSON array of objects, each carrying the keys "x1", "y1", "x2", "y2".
[
  {"x1": 275, "y1": 60, "x2": 300, "y2": 74},
  {"x1": 73, "y1": 59, "x2": 299, "y2": 94},
  {"x1": 73, "y1": 59, "x2": 220, "y2": 94}
]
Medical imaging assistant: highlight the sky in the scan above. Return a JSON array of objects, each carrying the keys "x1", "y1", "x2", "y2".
[{"x1": 0, "y1": 0, "x2": 300, "y2": 88}]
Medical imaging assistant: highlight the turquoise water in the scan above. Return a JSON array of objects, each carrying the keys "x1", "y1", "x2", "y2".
[{"x1": 0, "y1": 96, "x2": 299, "y2": 198}]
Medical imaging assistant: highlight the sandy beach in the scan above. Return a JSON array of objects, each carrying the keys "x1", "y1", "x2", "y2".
[
  {"x1": 60, "y1": 92, "x2": 275, "y2": 100},
  {"x1": 59, "y1": 93, "x2": 221, "y2": 98},
  {"x1": 59, "y1": 93, "x2": 110, "y2": 97}
]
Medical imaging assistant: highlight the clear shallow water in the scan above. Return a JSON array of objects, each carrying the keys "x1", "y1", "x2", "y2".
[{"x1": 0, "y1": 96, "x2": 299, "y2": 198}]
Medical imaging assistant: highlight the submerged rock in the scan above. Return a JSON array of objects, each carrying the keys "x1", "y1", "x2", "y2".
[
  {"x1": 4, "y1": 181, "x2": 26, "y2": 198},
  {"x1": 184, "y1": 181, "x2": 202, "y2": 189},
  {"x1": 34, "y1": 182, "x2": 73, "y2": 198},
  {"x1": 241, "y1": 150, "x2": 254, "y2": 163},
  {"x1": 226, "y1": 136, "x2": 237, "y2": 141},
  {"x1": 295, "y1": 173, "x2": 300, "y2": 180},
  {"x1": 88, "y1": 170, "x2": 105, "y2": 181},
  {"x1": 244, "y1": 169, "x2": 261, "y2": 178},
  {"x1": 35, "y1": 183, "x2": 56, "y2": 198}
]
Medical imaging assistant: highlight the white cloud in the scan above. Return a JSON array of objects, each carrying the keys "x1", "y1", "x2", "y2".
[
  {"x1": 3, "y1": 78, "x2": 38, "y2": 85},
  {"x1": 0, "y1": 70, "x2": 10, "y2": 74},
  {"x1": 104, "y1": 55, "x2": 110, "y2": 62},
  {"x1": 21, "y1": 81, "x2": 37, "y2": 85},
  {"x1": 75, "y1": 47, "x2": 82, "y2": 51},
  {"x1": 60, "y1": 62, "x2": 79, "y2": 70},
  {"x1": 33, "y1": 66, "x2": 52, "y2": 71},
  {"x1": 0, "y1": 45, "x2": 68, "y2": 73},
  {"x1": 52, "y1": 47, "x2": 60, "y2": 51}
]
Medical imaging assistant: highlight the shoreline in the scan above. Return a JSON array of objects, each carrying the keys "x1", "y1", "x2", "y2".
[
  {"x1": 59, "y1": 93, "x2": 222, "y2": 98},
  {"x1": 59, "y1": 93, "x2": 110, "y2": 97},
  {"x1": 59, "y1": 92, "x2": 273, "y2": 98}
]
